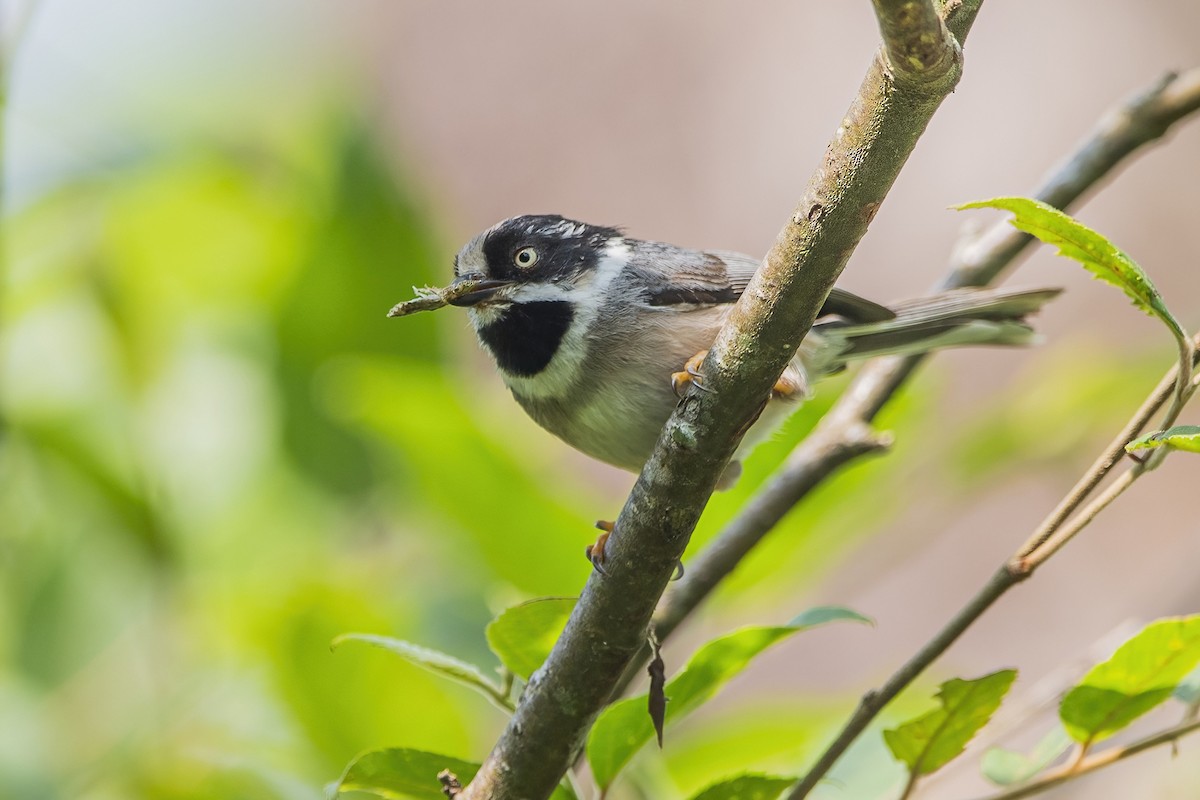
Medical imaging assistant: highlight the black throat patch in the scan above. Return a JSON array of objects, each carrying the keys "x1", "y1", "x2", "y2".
[{"x1": 478, "y1": 301, "x2": 575, "y2": 377}]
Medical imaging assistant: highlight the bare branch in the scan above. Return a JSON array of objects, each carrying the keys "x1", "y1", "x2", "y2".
[
  {"x1": 460, "y1": 3, "x2": 972, "y2": 798},
  {"x1": 784, "y1": 564, "x2": 1023, "y2": 799},
  {"x1": 969, "y1": 717, "x2": 1200, "y2": 800},
  {"x1": 872, "y1": 0, "x2": 959, "y2": 86},
  {"x1": 1013, "y1": 355, "x2": 1182, "y2": 564},
  {"x1": 1017, "y1": 334, "x2": 1197, "y2": 571},
  {"x1": 652, "y1": 420, "x2": 891, "y2": 645},
  {"x1": 646, "y1": 66, "x2": 1200, "y2": 679},
  {"x1": 950, "y1": 68, "x2": 1200, "y2": 290},
  {"x1": 783, "y1": 332, "x2": 1199, "y2": 799}
]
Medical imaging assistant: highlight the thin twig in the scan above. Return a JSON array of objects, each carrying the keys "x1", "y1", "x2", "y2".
[
  {"x1": 460, "y1": 1, "x2": 971, "y2": 796},
  {"x1": 784, "y1": 564, "x2": 1023, "y2": 799},
  {"x1": 948, "y1": 68, "x2": 1200, "y2": 290},
  {"x1": 958, "y1": 622, "x2": 1137, "y2": 756},
  {"x1": 646, "y1": 66, "x2": 1200, "y2": 683},
  {"x1": 783, "y1": 335, "x2": 1200, "y2": 800},
  {"x1": 1012, "y1": 361, "x2": 1183, "y2": 562},
  {"x1": 780, "y1": 73, "x2": 1200, "y2": 800},
  {"x1": 1016, "y1": 337, "x2": 1198, "y2": 570},
  {"x1": 969, "y1": 717, "x2": 1200, "y2": 800},
  {"x1": 652, "y1": 421, "x2": 892, "y2": 642}
]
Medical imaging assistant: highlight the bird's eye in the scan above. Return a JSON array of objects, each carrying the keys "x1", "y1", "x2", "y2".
[{"x1": 513, "y1": 246, "x2": 539, "y2": 269}]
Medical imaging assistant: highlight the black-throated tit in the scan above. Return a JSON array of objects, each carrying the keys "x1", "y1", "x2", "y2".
[{"x1": 446, "y1": 214, "x2": 1058, "y2": 491}]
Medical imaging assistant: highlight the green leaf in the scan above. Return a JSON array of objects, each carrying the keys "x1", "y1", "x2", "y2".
[
  {"x1": 655, "y1": 701, "x2": 846, "y2": 797},
  {"x1": 587, "y1": 606, "x2": 869, "y2": 790},
  {"x1": 332, "y1": 748, "x2": 480, "y2": 800},
  {"x1": 688, "y1": 774, "x2": 796, "y2": 800},
  {"x1": 956, "y1": 197, "x2": 1185, "y2": 342},
  {"x1": 332, "y1": 748, "x2": 577, "y2": 800},
  {"x1": 1060, "y1": 615, "x2": 1200, "y2": 744},
  {"x1": 980, "y1": 727, "x2": 1072, "y2": 786},
  {"x1": 1125, "y1": 425, "x2": 1200, "y2": 454},
  {"x1": 331, "y1": 633, "x2": 508, "y2": 709},
  {"x1": 485, "y1": 596, "x2": 577, "y2": 680},
  {"x1": 884, "y1": 670, "x2": 1017, "y2": 776},
  {"x1": 788, "y1": 605, "x2": 873, "y2": 628}
]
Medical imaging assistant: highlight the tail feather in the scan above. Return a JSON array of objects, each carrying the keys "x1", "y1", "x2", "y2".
[
  {"x1": 884, "y1": 287, "x2": 1062, "y2": 321},
  {"x1": 807, "y1": 287, "x2": 1060, "y2": 372}
]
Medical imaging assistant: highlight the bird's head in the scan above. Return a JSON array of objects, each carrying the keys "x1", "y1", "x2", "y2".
[
  {"x1": 448, "y1": 215, "x2": 625, "y2": 316},
  {"x1": 448, "y1": 215, "x2": 629, "y2": 380}
]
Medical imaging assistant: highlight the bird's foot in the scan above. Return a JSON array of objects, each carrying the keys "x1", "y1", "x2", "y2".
[
  {"x1": 587, "y1": 520, "x2": 614, "y2": 575},
  {"x1": 671, "y1": 350, "x2": 711, "y2": 397},
  {"x1": 587, "y1": 519, "x2": 685, "y2": 580},
  {"x1": 771, "y1": 370, "x2": 807, "y2": 400}
]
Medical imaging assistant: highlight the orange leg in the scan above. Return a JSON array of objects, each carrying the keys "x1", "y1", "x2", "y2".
[
  {"x1": 587, "y1": 520, "x2": 614, "y2": 574},
  {"x1": 587, "y1": 519, "x2": 685, "y2": 580},
  {"x1": 772, "y1": 370, "x2": 806, "y2": 400},
  {"x1": 675, "y1": 352, "x2": 804, "y2": 400},
  {"x1": 671, "y1": 350, "x2": 710, "y2": 397}
]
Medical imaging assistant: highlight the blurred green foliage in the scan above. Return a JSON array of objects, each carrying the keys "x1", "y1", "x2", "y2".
[
  {"x1": 0, "y1": 114, "x2": 550, "y2": 799},
  {"x1": 0, "y1": 105, "x2": 911, "y2": 797},
  {"x1": 2, "y1": 94, "x2": 1188, "y2": 800}
]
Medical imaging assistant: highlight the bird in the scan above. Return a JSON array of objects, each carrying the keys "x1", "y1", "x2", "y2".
[{"x1": 438, "y1": 214, "x2": 1059, "y2": 565}]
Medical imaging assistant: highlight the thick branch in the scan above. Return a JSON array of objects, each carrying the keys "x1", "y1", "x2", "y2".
[
  {"x1": 872, "y1": 0, "x2": 959, "y2": 86},
  {"x1": 460, "y1": 4, "x2": 970, "y2": 798}
]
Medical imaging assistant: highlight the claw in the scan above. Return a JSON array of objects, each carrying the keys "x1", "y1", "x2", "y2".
[
  {"x1": 587, "y1": 520, "x2": 615, "y2": 575},
  {"x1": 672, "y1": 560, "x2": 685, "y2": 581},
  {"x1": 672, "y1": 350, "x2": 711, "y2": 397}
]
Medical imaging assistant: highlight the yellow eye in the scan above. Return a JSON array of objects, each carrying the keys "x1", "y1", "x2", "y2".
[{"x1": 514, "y1": 246, "x2": 539, "y2": 269}]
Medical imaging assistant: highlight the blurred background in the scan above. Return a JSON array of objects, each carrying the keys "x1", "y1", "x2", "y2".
[{"x1": 1, "y1": 1, "x2": 1198, "y2": 798}]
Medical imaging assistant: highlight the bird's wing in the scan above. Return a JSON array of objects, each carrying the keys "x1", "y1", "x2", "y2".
[
  {"x1": 635, "y1": 245, "x2": 895, "y2": 323},
  {"x1": 626, "y1": 243, "x2": 744, "y2": 306}
]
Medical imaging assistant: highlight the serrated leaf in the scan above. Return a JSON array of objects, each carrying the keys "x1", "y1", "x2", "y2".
[
  {"x1": 884, "y1": 670, "x2": 1017, "y2": 776},
  {"x1": 587, "y1": 606, "x2": 869, "y2": 790},
  {"x1": 1060, "y1": 615, "x2": 1200, "y2": 744},
  {"x1": 331, "y1": 748, "x2": 577, "y2": 800},
  {"x1": 981, "y1": 727, "x2": 1072, "y2": 786},
  {"x1": 688, "y1": 774, "x2": 796, "y2": 800},
  {"x1": 331, "y1": 633, "x2": 506, "y2": 707},
  {"x1": 1125, "y1": 425, "x2": 1200, "y2": 454},
  {"x1": 957, "y1": 197, "x2": 1185, "y2": 342},
  {"x1": 484, "y1": 596, "x2": 576, "y2": 680}
]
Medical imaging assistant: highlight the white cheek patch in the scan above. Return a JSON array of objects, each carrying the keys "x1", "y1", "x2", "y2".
[
  {"x1": 508, "y1": 283, "x2": 571, "y2": 303},
  {"x1": 497, "y1": 240, "x2": 630, "y2": 400}
]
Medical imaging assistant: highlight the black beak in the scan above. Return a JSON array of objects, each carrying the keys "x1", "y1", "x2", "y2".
[{"x1": 446, "y1": 277, "x2": 512, "y2": 307}]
